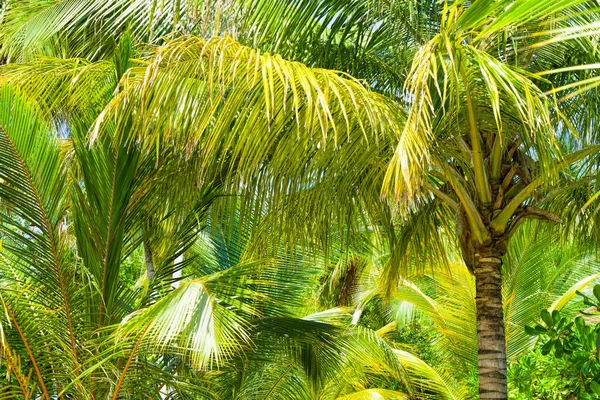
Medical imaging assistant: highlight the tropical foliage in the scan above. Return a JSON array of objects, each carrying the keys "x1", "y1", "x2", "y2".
[
  {"x1": 510, "y1": 286, "x2": 600, "y2": 399},
  {"x1": 0, "y1": 0, "x2": 599, "y2": 399}
]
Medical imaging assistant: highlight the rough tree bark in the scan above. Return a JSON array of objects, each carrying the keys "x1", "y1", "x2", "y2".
[
  {"x1": 473, "y1": 244, "x2": 507, "y2": 400},
  {"x1": 337, "y1": 261, "x2": 357, "y2": 307}
]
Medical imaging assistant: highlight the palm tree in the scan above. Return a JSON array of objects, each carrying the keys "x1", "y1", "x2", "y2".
[
  {"x1": 319, "y1": 221, "x2": 600, "y2": 396},
  {"x1": 234, "y1": 1, "x2": 600, "y2": 397},
  {"x1": 2, "y1": 1, "x2": 600, "y2": 398},
  {"x1": 0, "y1": 80, "x2": 423, "y2": 398},
  {"x1": 377, "y1": 3, "x2": 600, "y2": 397},
  {"x1": 0, "y1": 15, "x2": 425, "y2": 400}
]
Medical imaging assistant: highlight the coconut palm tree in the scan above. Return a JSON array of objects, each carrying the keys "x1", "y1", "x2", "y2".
[
  {"x1": 238, "y1": 2, "x2": 600, "y2": 398},
  {"x1": 2, "y1": 1, "x2": 600, "y2": 399},
  {"x1": 233, "y1": 2, "x2": 600, "y2": 397},
  {"x1": 377, "y1": 4, "x2": 600, "y2": 397},
  {"x1": 257, "y1": 3, "x2": 600, "y2": 397},
  {"x1": 323, "y1": 221, "x2": 600, "y2": 396}
]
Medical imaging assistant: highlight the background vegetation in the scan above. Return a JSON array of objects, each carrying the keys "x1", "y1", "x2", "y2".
[{"x1": 0, "y1": 0, "x2": 599, "y2": 399}]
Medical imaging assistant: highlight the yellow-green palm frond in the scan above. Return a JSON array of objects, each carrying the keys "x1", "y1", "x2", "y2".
[
  {"x1": 391, "y1": 264, "x2": 478, "y2": 371},
  {"x1": 335, "y1": 389, "x2": 409, "y2": 400},
  {"x1": 0, "y1": 58, "x2": 116, "y2": 117},
  {"x1": 86, "y1": 35, "x2": 405, "y2": 253},
  {"x1": 0, "y1": 85, "x2": 88, "y2": 396},
  {"x1": 393, "y1": 349, "x2": 468, "y2": 400},
  {"x1": 382, "y1": 29, "x2": 560, "y2": 203},
  {"x1": 0, "y1": 0, "x2": 238, "y2": 60},
  {"x1": 95, "y1": 35, "x2": 401, "y2": 151}
]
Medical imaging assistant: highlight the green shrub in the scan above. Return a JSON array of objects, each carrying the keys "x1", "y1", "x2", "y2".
[{"x1": 509, "y1": 285, "x2": 600, "y2": 399}]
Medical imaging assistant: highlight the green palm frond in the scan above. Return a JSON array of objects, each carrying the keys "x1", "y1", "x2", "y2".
[
  {"x1": 0, "y1": 85, "x2": 87, "y2": 396},
  {"x1": 0, "y1": 0, "x2": 237, "y2": 60},
  {"x1": 240, "y1": 0, "x2": 438, "y2": 96},
  {"x1": 381, "y1": 198, "x2": 457, "y2": 297},
  {"x1": 244, "y1": 317, "x2": 413, "y2": 399},
  {"x1": 393, "y1": 349, "x2": 468, "y2": 400},
  {"x1": 503, "y1": 224, "x2": 600, "y2": 357},
  {"x1": 72, "y1": 127, "x2": 145, "y2": 327},
  {"x1": 95, "y1": 35, "x2": 401, "y2": 150},
  {"x1": 335, "y1": 389, "x2": 409, "y2": 400},
  {"x1": 116, "y1": 277, "x2": 251, "y2": 370}
]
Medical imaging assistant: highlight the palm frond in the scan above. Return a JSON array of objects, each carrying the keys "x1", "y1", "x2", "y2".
[{"x1": 0, "y1": 85, "x2": 86, "y2": 394}]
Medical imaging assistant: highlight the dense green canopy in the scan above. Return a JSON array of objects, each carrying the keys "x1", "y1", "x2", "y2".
[{"x1": 0, "y1": 1, "x2": 599, "y2": 399}]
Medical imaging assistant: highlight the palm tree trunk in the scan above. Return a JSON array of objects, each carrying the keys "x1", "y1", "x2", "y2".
[
  {"x1": 473, "y1": 246, "x2": 507, "y2": 399},
  {"x1": 337, "y1": 261, "x2": 357, "y2": 306},
  {"x1": 143, "y1": 239, "x2": 155, "y2": 282}
]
